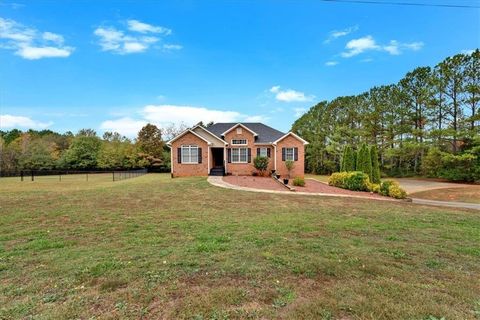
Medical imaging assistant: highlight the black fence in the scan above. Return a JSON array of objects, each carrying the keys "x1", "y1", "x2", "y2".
[{"x1": 0, "y1": 169, "x2": 148, "y2": 182}]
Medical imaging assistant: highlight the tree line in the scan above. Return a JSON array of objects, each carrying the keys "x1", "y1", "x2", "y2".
[
  {"x1": 292, "y1": 49, "x2": 480, "y2": 181},
  {"x1": 0, "y1": 123, "x2": 186, "y2": 174}
]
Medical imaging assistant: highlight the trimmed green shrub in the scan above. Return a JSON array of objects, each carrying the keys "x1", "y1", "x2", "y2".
[
  {"x1": 293, "y1": 177, "x2": 305, "y2": 187},
  {"x1": 370, "y1": 145, "x2": 381, "y2": 183},
  {"x1": 253, "y1": 156, "x2": 269, "y2": 176},
  {"x1": 388, "y1": 185, "x2": 407, "y2": 199},
  {"x1": 379, "y1": 180, "x2": 396, "y2": 196},
  {"x1": 379, "y1": 180, "x2": 407, "y2": 199},
  {"x1": 329, "y1": 171, "x2": 369, "y2": 191},
  {"x1": 340, "y1": 145, "x2": 356, "y2": 172},
  {"x1": 356, "y1": 144, "x2": 373, "y2": 181},
  {"x1": 367, "y1": 182, "x2": 380, "y2": 193},
  {"x1": 328, "y1": 172, "x2": 349, "y2": 188}
]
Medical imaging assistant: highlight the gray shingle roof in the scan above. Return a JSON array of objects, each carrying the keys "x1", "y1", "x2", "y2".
[{"x1": 206, "y1": 123, "x2": 285, "y2": 144}]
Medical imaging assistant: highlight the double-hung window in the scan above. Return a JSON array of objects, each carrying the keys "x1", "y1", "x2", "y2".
[
  {"x1": 231, "y1": 147, "x2": 248, "y2": 163},
  {"x1": 181, "y1": 145, "x2": 198, "y2": 164},
  {"x1": 259, "y1": 147, "x2": 268, "y2": 157},
  {"x1": 285, "y1": 147, "x2": 295, "y2": 161}
]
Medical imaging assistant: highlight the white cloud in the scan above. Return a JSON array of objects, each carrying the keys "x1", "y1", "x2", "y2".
[
  {"x1": 127, "y1": 19, "x2": 171, "y2": 35},
  {"x1": 324, "y1": 25, "x2": 358, "y2": 43},
  {"x1": 269, "y1": 86, "x2": 314, "y2": 102},
  {"x1": 0, "y1": 114, "x2": 53, "y2": 129},
  {"x1": 341, "y1": 36, "x2": 423, "y2": 58},
  {"x1": 294, "y1": 108, "x2": 306, "y2": 117},
  {"x1": 142, "y1": 105, "x2": 242, "y2": 125},
  {"x1": 94, "y1": 19, "x2": 179, "y2": 55},
  {"x1": 100, "y1": 117, "x2": 147, "y2": 137},
  {"x1": 100, "y1": 105, "x2": 267, "y2": 137},
  {"x1": 325, "y1": 61, "x2": 338, "y2": 66},
  {"x1": 0, "y1": 18, "x2": 74, "y2": 59},
  {"x1": 383, "y1": 40, "x2": 423, "y2": 55},
  {"x1": 341, "y1": 35, "x2": 379, "y2": 57}
]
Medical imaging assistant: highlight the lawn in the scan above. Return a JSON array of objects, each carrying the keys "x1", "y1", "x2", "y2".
[
  {"x1": 411, "y1": 186, "x2": 480, "y2": 204},
  {"x1": 0, "y1": 174, "x2": 479, "y2": 319}
]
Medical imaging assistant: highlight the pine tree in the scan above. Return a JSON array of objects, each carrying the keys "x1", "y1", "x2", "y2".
[{"x1": 370, "y1": 145, "x2": 381, "y2": 183}]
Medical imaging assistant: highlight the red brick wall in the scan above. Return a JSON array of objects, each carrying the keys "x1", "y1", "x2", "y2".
[
  {"x1": 171, "y1": 132, "x2": 209, "y2": 177},
  {"x1": 224, "y1": 127, "x2": 256, "y2": 176},
  {"x1": 275, "y1": 135, "x2": 305, "y2": 178}
]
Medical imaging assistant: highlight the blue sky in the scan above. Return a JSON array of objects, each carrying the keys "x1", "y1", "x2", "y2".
[{"x1": 0, "y1": 0, "x2": 479, "y2": 137}]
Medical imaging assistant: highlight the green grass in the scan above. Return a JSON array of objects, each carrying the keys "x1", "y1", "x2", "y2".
[
  {"x1": 305, "y1": 174, "x2": 330, "y2": 183},
  {"x1": 0, "y1": 174, "x2": 479, "y2": 319}
]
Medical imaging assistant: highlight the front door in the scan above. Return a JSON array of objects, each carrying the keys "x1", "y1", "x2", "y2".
[{"x1": 212, "y1": 148, "x2": 224, "y2": 167}]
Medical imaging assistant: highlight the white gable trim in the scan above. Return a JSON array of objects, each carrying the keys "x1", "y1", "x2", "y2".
[
  {"x1": 272, "y1": 132, "x2": 309, "y2": 145},
  {"x1": 167, "y1": 128, "x2": 213, "y2": 146},
  {"x1": 221, "y1": 123, "x2": 258, "y2": 137},
  {"x1": 192, "y1": 125, "x2": 228, "y2": 145}
]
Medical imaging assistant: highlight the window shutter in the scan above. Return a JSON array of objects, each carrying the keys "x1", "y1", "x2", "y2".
[
  {"x1": 267, "y1": 148, "x2": 271, "y2": 158},
  {"x1": 282, "y1": 147, "x2": 286, "y2": 161},
  {"x1": 198, "y1": 147, "x2": 202, "y2": 164},
  {"x1": 294, "y1": 147, "x2": 298, "y2": 161},
  {"x1": 248, "y1": 148, "x2": 252, "y2": 163},
  {"x1": 177, "y1": 148, "x2": 182, "y2": 163},
  {"x1": 227, "y1": 148, "x2": 231, "y2": 163},
  {"x1": 257, "y1": 148, "x2": 260, "y2": 157}
]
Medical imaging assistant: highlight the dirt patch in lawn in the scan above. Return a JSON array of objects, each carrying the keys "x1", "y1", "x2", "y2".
[
  {"x1": 411, "y1": 186, "x2": 480, "y2": 204},
  {"x1": 223, "y1": 176, "x2": 388, "y2": 199}
]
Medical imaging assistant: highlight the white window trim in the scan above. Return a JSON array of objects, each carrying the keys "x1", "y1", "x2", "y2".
[
  {"x1": 231, "y1": 139, "x2": 248, "y2": 146},
  {"x1": 259, "y1": 147, "x2": 268, "y2": 157},
  {"x1": 231, "y1": 147, "x2": 248, "y2": 163},
  {"x1": 181, "y1": 145, "x2": 199, "y2": 164},
  {"x1": 285, "y1": 147, "x2": 295, "y2": 161}
]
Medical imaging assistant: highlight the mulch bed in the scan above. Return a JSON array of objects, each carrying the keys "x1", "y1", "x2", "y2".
[{"x1": 223, "y1": 176, "x2": 388, "y2": 199}]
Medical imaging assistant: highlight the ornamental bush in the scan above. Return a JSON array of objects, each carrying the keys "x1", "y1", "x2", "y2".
[
  {"x1": 379, "y1": 180, "x2": 407, "y2": 199},
  {"x1": 253, "y1": 156, "x2": 269, "y2": 176},
  {"x1": 370, "y1": 145, "x2": 381, "y2": 183},
  {"x1": 329, "y1": 171, "x2": 369, "y2": 191},
  {"x1": 356, "y1": 144, "x2": 373, "y2": 181},
  {"x1": 340, "y1": 145, "x2": 356, "y2": 172},
  {"x1": 379, "y1": 180, "x2": 396, "y2": 196},
  {"x1": 388, "y1": 184, "x2": 407, "y2": 199},
  {"x1": 293, "y1": 177, "x2": 305, "y2": 187}
]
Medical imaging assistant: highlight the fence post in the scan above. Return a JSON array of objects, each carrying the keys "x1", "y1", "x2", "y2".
[
  {"x1": 31, "y1": 170, "x2": 34, "y2": 181},
  {"x1": 59, "y1": 173, "x2": 61, "y2": 182},
  {"x1": 112, "y1": 171, "x2": 115, "y2": 182},
  {"x1": 21, "y1": 171, "x2": 24, "y2": 182}
]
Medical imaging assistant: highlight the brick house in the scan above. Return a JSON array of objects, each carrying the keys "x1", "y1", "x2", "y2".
[{"x1": 167, "y1": 123, "x2": 308, "y2": 178}]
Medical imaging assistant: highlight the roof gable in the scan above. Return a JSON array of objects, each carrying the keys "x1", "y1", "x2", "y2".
[
  {"x1": 166, "y1": 128, "x2": 213, "y2": 146},
  {"x1": 207, "y1": 122, "x2": 285, "y2": 144},
  {"x1": 273, "y1": 132, "x2": 309, "y2": 145}
]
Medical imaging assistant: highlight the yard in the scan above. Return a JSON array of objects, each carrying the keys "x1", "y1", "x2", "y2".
[{"x1": 0, "y1": 174, "x2": 479, "y2": 319}]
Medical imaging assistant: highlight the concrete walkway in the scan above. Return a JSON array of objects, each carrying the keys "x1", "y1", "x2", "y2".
[
  {"x1": 208, "y1": 176, "x2": 397, "y2": 202},
  {"x1": 208, "y1": 176, "x2": 480, "y2": 211},
  {"x1": 395, "y1": 178, "x2": 467, "y2": 194}
]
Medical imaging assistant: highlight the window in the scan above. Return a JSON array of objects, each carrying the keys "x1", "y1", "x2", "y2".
[
  {"x1": 181, "y1": 145, "x2": 198, "y2": 163},
  {"x1": 285, "y1": 147, "x2": 294, "y2": 161},
  {"x1": 259, "y1": 147, "x2": 268, "y2": 157},
  {"x1": 232, "y1": 139, "x2": 247, "y2": 145},
  {"x1": 231, "y1": 147, "x2": 248, "y2": 163}
]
